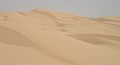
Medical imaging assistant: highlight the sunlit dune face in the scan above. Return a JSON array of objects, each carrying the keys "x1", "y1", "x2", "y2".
[{"x1": 0, "y1": 9, "x2": 120, "y2": 65}]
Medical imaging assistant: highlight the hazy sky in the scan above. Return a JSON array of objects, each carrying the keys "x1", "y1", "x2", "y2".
[{"x1": 0, "y1": 0, "x2": 120, "y2": 17}]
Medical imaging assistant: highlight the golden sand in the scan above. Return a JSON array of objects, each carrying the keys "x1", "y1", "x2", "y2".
[{"x1": 0, "y1": 9, "x2": 120, "y2": 65}]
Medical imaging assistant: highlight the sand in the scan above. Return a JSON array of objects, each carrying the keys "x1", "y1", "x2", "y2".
[{"x1": 0, "y1": 9, "x2": 120, "y2": 65}]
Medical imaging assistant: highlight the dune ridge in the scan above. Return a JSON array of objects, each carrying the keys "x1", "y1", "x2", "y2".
[{"x1": 0, "y1": 9, "x2": 120, "y2": 65}]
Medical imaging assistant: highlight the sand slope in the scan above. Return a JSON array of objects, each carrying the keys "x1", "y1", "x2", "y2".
[{"x1": 0, "y1": 9, "x2": 120, "y2": 65}]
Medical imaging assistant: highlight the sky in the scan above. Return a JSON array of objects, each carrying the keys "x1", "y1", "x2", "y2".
[{"x1": 0, "y1": 0, "x2": 120, "y2": 17}]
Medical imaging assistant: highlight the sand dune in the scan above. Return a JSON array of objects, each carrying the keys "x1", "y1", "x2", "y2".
[
  {"x1": 0, "y1": 9, "x2": 120, "y2": 65},
  {"x1": 69, "y1": 34, "x2": 120, "y2": 49}
]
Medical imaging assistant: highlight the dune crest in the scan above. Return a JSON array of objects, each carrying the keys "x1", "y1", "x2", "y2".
[{"x1": 0, "y1": 9, "x2": 120, "y2": 65}]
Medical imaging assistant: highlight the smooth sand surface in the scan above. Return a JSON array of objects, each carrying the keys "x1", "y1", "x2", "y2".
[{"x1": 0, "y1": 9, "x2": 120, "y2": 65}]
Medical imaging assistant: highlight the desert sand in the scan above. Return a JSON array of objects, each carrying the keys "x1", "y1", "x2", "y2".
[{"x1": 0, "y1": 9, "x2": 120, "y2": 65}]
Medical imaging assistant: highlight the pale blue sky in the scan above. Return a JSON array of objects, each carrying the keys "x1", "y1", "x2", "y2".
[{"x1": 0, "y1": 0, "x2": 120, "y2": 17}]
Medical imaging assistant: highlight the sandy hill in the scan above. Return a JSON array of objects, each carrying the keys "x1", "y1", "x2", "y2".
[{"x1": 0, "y1": 9, "x2": 120, "y2": 65}]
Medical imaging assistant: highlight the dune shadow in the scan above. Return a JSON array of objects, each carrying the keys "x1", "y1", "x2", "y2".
[
  {"x1": 0, "y1": 25, "x2": 34, "y2": 46},
  {"x1": 0, "y1": 25, "x2": 79, "y2": 65},
  {"x1": 69, "y1": 34, "x2": 120, "y2": 48}
]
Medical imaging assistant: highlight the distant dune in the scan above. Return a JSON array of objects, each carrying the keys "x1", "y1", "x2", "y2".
[{"x1": 0, "y1": 9, "x2": 120, "y2": 65}]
